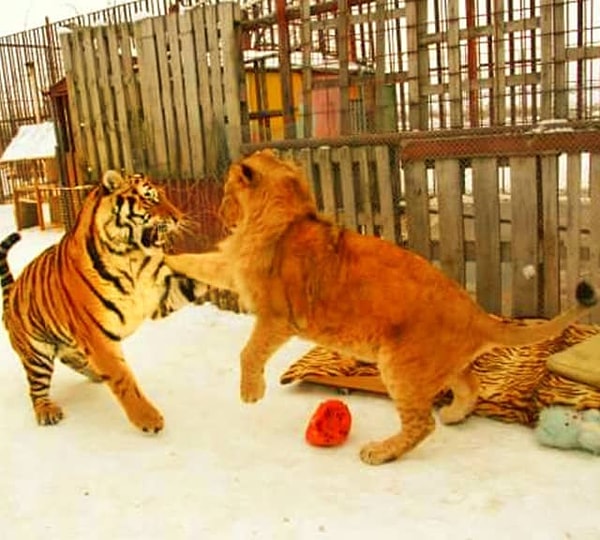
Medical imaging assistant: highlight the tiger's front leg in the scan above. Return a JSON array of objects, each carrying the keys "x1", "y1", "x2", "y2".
[{"x1": 89, "y1": 340, "x2": 164, "y2": 433}]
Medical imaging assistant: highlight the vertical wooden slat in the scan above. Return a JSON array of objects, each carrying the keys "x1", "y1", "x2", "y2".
[
  {"x1": 554, "y1": 0, "x2": 567, "y2": 118},
  {"x1": 374, "y1": 146, "x2": 397, "y2": 242},
  {"x1": 153, "y1": 16, "x2": 176, "y2": 176},
  {"x1": 120, "y1": 22, "x2": 145, "y2": 172},
  {"x1": 337, "y1": 146, "x2": 358, "y2": 231},
  {"x1": 95, "y1": 25, "x2": 120, "y2": 169},
  {"x1": 337, "y1": 0, "x2": 351, "y2": 135},
  {"x1": 540, "y1": 0, "x2": 553, "y2": 120},
  {"x1": 205, "y1": 5, "x2": 225, "y2": 126},
  {"x1": 316, "y1": 147, "x2": 336, "y2": 218},
  {"x1": 374, "y1": 0, "x2": 387, "y2": 132},
  {"x1": 179, "y1": 10, "x2": 204, "y2": 178},
  {"x1": 403, "y1": 159, "x2": 431, "y2": 259},
  {"x1": 220, "y1": 2, "x2": 243, "y2": 161},
  {"x1": 167, "y1": 12, "x2": 191, "y2": 178},
  {"x1": 447, "y1": 0, "x2": 463, "y2": 128},
  {"x1": 472, "y1": 157, "x2": 502, "y2": 314},
  {"x1": 298, "y1": 148, "x2": 315, "y2": 197},
  {"x1": 82, "y1": 28, "x2": 110, "y2": 173},
  {"x1": 107, "y1": 24, "x2": 134, "y2": 172},
  {"x1": 436, "y1": 158, "x2": 465, "y2": 285},
  {"x1": 540, "y1": 155, "x2": 560, "y2": 316},
  {"x1": 355, "y1": 146, "x2": 374, "y2": 235},
  {"x1": 192, "y1": 6, "x2": 213, "y2": 176},
  {"x1": 301, "y1": 1, "x2": 313, "y2": 138},
  {"x1": 58, "y1": 31, "x2": 85, "y2": 181},
  {"x1": 135, "y1": 18, "x2": 168, "y2": 175},
  {"x1": 510, "y1": 156, "x2": 539, "y2": 317},
  {"x1": 68, "y1": 29, "x2": 98, "y2": 178},
  {"x1": 405, "y1": 1, "x2": 428, "y2": 129},
  {"x1": 565, "y1": 153, "x2": 582, "y2": 308},
  {"x1": 493, "y1": 0, "x2": 506, "y2": 125},
  {"x1": 589, "y1": 153, "x2": 600, "y2": 324}
]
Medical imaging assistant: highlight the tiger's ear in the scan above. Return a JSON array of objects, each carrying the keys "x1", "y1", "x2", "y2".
[{"x1": 102, "y1": 170, "x2": 127, "y2": 193}]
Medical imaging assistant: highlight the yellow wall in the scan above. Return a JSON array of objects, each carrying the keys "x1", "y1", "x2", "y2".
[{"x1": 245, "y1": 70, "x2": 304, "y2": 141}]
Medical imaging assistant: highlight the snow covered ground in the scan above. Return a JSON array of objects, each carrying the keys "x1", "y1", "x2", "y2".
[{"x1": 0, "y1": 203, "x2": 598, "y2": 540}]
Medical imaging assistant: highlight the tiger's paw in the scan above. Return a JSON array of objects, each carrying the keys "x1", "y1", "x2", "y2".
[
  {"x1": 240, "y1": 375, "x2": 265, "y2": 403},
  {"x1": 359, "y1": 440, "x2": 398, "y2": 466},
  {"x1": 34, "y1": 401, "x2": 64, "y2": 426},
  {"x1": 128, "y1": 403, "x2": 164, "y2": 434}
]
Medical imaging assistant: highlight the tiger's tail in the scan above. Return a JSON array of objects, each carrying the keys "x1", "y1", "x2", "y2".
[{"x1": 0, "y1": 232, "x2": 21, "y2": 310}]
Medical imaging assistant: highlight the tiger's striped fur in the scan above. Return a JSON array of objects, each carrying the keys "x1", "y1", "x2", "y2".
[{"x1": 0, "y1": 170, "x2": 207, "y2": 432}]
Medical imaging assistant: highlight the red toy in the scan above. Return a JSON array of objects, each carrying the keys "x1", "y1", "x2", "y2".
[{"x1": 305, "y1": 399, "x2": 352, "y2": 447}]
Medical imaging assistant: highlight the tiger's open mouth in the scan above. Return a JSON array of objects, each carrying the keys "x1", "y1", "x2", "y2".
[{"x1": 141, "y1": 222, "x2": 170, "y2": 248}]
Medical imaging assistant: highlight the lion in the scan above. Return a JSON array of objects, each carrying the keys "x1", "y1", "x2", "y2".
[{"x1": 165, "y1": 149, "x2": 597, "y2": 465}]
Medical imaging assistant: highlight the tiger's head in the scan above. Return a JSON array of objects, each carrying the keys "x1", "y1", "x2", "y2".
[{"x1": 97, "y1": 170, "x2": 182, "y2": 252}]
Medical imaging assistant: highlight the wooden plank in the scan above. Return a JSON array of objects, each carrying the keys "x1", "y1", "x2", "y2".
[
  {"x1": 58, "y1": 31, "x2": 85, "y2": 182},
  {"x1": 447, "y1": 0, "x2": 463, "y2": 128},
  {"x1": 553, "y1": 0, "x2": 567, "y2": 118},
  {"x1": 355, "y1": 146, "x2": 374, "y2": 235},
  {"x1": 179, "y1": 9, "x2": 204, "y2": 178},
  {"x1": 68, "y1": 29, "x2": 99, "y2": 177},
  {"x1": 316, "y1": 147, "x2": 336, "y2": 218},
  {"x1": 590, "y1": 153, "x2": 600, "y2": 324},
  {"x1": 540, "y1": 155, "x2": 560, "y2": 316},
  {"x1": 301, "y1": 1, "x2": 313, "y2": 137},
  {"x1": 565, "y1": 153, "x2": 582, "y2": 308},
  {"x1": 107, "y1": 24, "x2": 134, "y2": 172},
  {"x1": 153, "y1": 16, "x2": 177, "y2": 176},
  {"x1": 297, "y1": 148, "x2": 316, "y2": 197},
  {"x1": 120, "y1": 22, "x2": 146, "y2": 172},
  {"x1": 95, "y1": 25, "x2": 121, "y2": 169},
  {"x1": 82, "y1": 27, "x2": 110, "y2": 174},
  {"x1": 472, "y1": 157, "x2": 502, "y2": 314},
  {"x1": 205, "y1": 5, "x2": 225, "y2": 126},
  {"x1": 336, "y1": 146, "x2": 358, "y2": 231},
  {"x1": 192, "y1": 6, "x2": 213, "y2": 176},
  {"x1": 436, "y1": 158, "x2": 465, "y2": 285},
  {"x1": 540, "y1": 0, "x2": 553, "y2": 120},
  {"x1": 167, "y1": 12, "x2": 191, "y2": 178},
  {"x1": 220, "y1": 2, "x2": 243, "y2": 160},
  {"x1": 403, "y1": 159, "x2": 431, "y2": 259},
  {"x1": 510, "y1": 156, "x2": 539, "y2": 317},
  {"x1": 405, "y1": 1, "x2": 426, "y2": 129},
  {"x1": 337, "y1": 0, "x2": 351, "y2": 135},
  {"x1": 134, "y1": 18, "x2": 168, "y2": 174},
  {"x1": 492, "y1": 0, "x2": 506, "y2": 125},
  {"x1": 374, "y1": 146, "x2": 397, "y2": 242}
]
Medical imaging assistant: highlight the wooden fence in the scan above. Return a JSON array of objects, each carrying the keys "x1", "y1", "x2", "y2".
[
  {"x1": 280, "y1": 141, "x2": 600, "y2": 323},
  {"x1": 58, "y1": 2, "x2": 242, "y2": 181}
]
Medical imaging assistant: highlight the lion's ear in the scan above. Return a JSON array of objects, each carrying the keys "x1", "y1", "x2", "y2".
[{"x1": 240, "y1": 163, "x2": 254, "y2": 185}]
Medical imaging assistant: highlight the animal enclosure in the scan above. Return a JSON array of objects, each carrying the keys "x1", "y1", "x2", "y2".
[{"x1": 1, "y1": 0, "x2": 600, "y2": 322}]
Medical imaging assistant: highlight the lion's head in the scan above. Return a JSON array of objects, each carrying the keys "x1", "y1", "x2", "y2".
[{"x1": 219, "y1": 150, "x2": 316, "y2": 230}]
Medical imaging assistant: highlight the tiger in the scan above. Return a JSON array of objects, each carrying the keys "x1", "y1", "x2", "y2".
[{"x1": 0, "y1": 170, "x2": 208, "y2": 433}]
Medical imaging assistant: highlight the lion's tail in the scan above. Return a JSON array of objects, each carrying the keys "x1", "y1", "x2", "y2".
[{"x1": 480, "y1": 281, "x2": 597, "y2": 347}]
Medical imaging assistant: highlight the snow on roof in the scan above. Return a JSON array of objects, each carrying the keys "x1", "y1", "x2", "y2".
[{"x1": 0, "y1": 121, "x2": 57, "y2": 162}]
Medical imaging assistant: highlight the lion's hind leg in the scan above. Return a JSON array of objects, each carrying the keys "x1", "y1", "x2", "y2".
[
  {"x1": 438, "y1": 367, "x2": 480, "y2": 425},
  {"x1": 359, "y1": 350, "x2": 437, "y2": 465}
]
